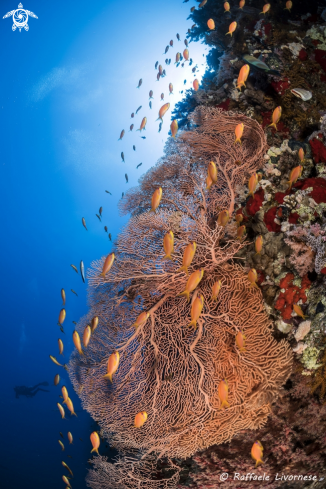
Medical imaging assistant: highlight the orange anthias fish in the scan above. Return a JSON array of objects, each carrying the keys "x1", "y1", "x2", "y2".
[
  {"x1": 103, "y1": 351, "x2": 120, "y2": 382},
  {"x1": 169, "y1": 83, "x2": 173, "y2": 94},
  {"x1": 293, "y1": 304, "x2": 305, "y2": 319},
  {"x1": 151, "y1": 187, "x2": 163, "y2": 212},
  {"x1": 118, "y1": 129, "x2": 125, "y2": 140},
  {"x1": 163, "y1": 230, "x2": 174, "y2": 259},
  {"x1": 58, "y1": 440, "x2": 65, "y2": 451},
  {"x1": 183, "y1": 49, "x2": 189, "y2": 61},
  {"x1": 288, "y1": 165, "x2": 302, "y2": 189},
  {"x1": 82, "y1": 217, "x2": 87, "y2": 231},
  {"x1": 234, "y1": 123, "x2": 244, "y2": 144},
  {"x1": 158, "y1": 65, "x2": 163, "y2": 75},
  {"x1": 100, "y1": 252, "x2": 115, "y2": 277},
  {"x1": 50, "y1": 355, "x2": 66, "y2": 368},
  {"x1": 157, "y1": 103, "x2": 170, "y2": 122},
  {"x1": 206, "y1": 174, "x2": 213, "y2": 191},
  {"x1": 224, "y1": 2, "x2": 230, "y2": 12},
  {"x1": 211, "y1": 280, "x2": 222, "y2": 301},
  {"x1": 130, "y1": 124, "x2": 134, "y2": 131},
  {"x1": 58, "y1": 308, "x2": 66, "y2": 326},
  {"x1": 137, "y1": 117, "x2": 147, "y2": 132},
  {"x1": 298, "y1": 147, "x2": 305, "y2": 163},
  {"x1": 73, "y1": 330, "x2": 84, "y2": 355},
  {"x1": 199, "y1": 0, "x2": 207, "y2": 6},
  {"x1": 235, "y1": 214, "x2": 243, "y2": 226},
  {"x1": 208, "y1": 161, "x2": 218, "y2": 183},
  {"x1": 83, "y1": 325, "x2": 92, "y2": 347},
  {"x1": 58, "y1": 339, "x2": 64, "y2": 355},
  {"x1": 189, "y1": 294, "x2": 204, "y2": 328},
  {"x1": 170, "y1": 120, "x2": 178, "y2": 138},
  {"x1": 207, "y1": 19, "x2": 215, "y2": 30},
  {"x1": 170, "y1": 39, "x2": 173, "y2": 46},
  {"x1": 248, "y1": 173, "x2": 258, "y2": 197},
  {"x1": 62, "y1": 475, "x2": 72, "y2": 488},
  {"x1": 91, "y1": 316, "x2": 99, "y2": 332},
  {"x1": 284, "y1": 0, "x2": 292, "y2": 11},
  {"x1": 135, "y1": 411, "x2": 148, "y2": 428},
  {"x1": 54, "y1": 374, "x2": 60, "y2": 386},
  {"x1": 268, "y1": 106, "x2": 282, "y2": 130},
  {"x1": 251, "y1": 440, "x2": 264, "y2": 467},
  {"x1": 193, "y1": 79, "x2": 199, "y2": 91},
  {"x1": 248, "y1": 268, "x2": 259, "y2": 289},
  {"x1": 237, "y1": 64, "x2": 250, "y2": 90},
  {"x1": 149, "y1": 90, "x2": 153, "y2": 99},
  {"x1": 239, "y1": 0, "x2": 245, "y2": 8},
  {"x1": 90, "y1": 432, "x2": 100, "y2": 455},
  {"x1": 177, "y1": 242, "x2": 197, "y2": 274},
  {"x1": 218, "y1": 379, "x2": 230, "y2": 409},
  {"x1": 68, "y1": 432, "x2": 73, "y2": 444},
  {"x1": 62, "y1": 461, "x2": 73, "y2": 478},
  {"x1": 255, "y1": 235, "x2": 263, "y2": 254},
  {"x1": 133, "y1": 311, "x2": 149, "y2": 328},
  {"x1": 175, "y1": 52, "x2": 181, "y2": 63},
  {"x1": 61, "y1": 288, "x2": 66, "y2": 306},
  {"x1": 226, "y1": 21, "x2": 237, "y2": 36},
  {"x1": 61, "y1": 386, "x2": 68, "y2": 404},
  {"x1": 178, "y1": 269, "x2": 204, "y2": 302},
  {"x1": 57, "y1": 402, "x2": 66, "y2": 419},
  {"x1": 236, "y1": 330, "x2": 246, "y2": 352},
  {"x1": 161, "y1": 93, "x2": 164, "y2": 100},
  {"x1": 217, "y1": 210, "x2": 229, "y2": 227},
  {"x1": 237, "y1": 225, "x2": 246, "y2": 240},
  {"x1": 260, "y1": 3, "x2": 270, "y2": 14},
  {"x1": 66, "y1": 397, "x2": 77, "y2": 417}
]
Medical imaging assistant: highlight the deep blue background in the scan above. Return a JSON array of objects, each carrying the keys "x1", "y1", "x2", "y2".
[{"x1": 0, "y1": 0, "x2": 207, "y2": 487}]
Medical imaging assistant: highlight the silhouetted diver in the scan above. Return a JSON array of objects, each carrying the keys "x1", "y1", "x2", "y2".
[{"x1": 14, "y1": 382, "x2": 49, "y2": 398}]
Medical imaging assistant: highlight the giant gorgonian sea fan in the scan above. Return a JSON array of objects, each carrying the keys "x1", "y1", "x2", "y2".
[{"x1": 68, "y1": 107, "x2": 292, "y2": 488}]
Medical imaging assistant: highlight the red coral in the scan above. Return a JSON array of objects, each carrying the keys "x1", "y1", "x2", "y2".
[
  {"x1": 293, "y1": 177, "x2": 326, "y2": 204},
  {"x1": 315, "y1": 49, "x2": 326, "y2": 73},
  {"x1": 271, "y1": 78, "x2": 290, "y2": 96},
  {"x1": 274, "y1": 191, "x2": 290, "y2": 204},
  {"x1": 261, "y1": 112, "x2": 289, "y2": 135},
  {"x1": 216, "y1": 99, "x2": 230, "y2": 111},
  {"x1": 321, "y1": 267, "x2": 326, "y2": 274},
  {"x1": 309, "y1": 138, "x2": 326, "y2": 163},
  {"x1": 299, "y1": 49, "x2": 308, "y2": 61},
  {"x1": 235, "y1": 207, "x2": 248, "y2": 223},
  {"x1": 275, "y1": 273, "x2": 311, "y2": 320},
  {"x1": 256, "y1": 269, "x2": 265, "y2": 285},
  {"x1": 263, "y1": 207, "x2": 281, "y2": 232},
  {"x1": 246, "y1": 188, "x2": 264, "y2": 216},
  {"x1": 288, "y1": 212, "x2": 299, "y2": 224}
]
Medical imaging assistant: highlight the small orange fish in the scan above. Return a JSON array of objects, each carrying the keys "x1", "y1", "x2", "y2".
[
  {"x1": 63, "y1": 475, "x2": 72, "y2": 488},
  {"x1": 207, "y1": 19, "x2": 215, "y2": 30},
  {"x1": 177, "y1": 242, "x2": 197, "y2": 274},
  {"x1": 150, "y1": 187, "x2": 163, "y2": 212},
  {"x1": 103, "y1": 351, "x2": 120, "y2": 382},
  {"x1": 137, "y1": 117, "x2": 147, "y2": 132},
  {"x1": 66, "y1": 397, "x2": 77, "y2": 417},
  {"x1": 161, "y1": 93, "x2": 164, "y2": 100},
  {"x1": 130, "y1": 124, "x2": 134, "y2": 131},
  {"x1": 293, "y1": 304, "x2": 305, "y2": 319},
  {"x1": 288, "y1": 165, "x2": 302, "y2": 189},
  {"x1": 237, "y1": 225, "x2": 246, "y2": 240},
  {"x1": 268, "y1": 106, "x2": 282, "y2": 130},
  {"x1": 226, "y1": 21, "x2": 237, "y2": 36},
  {"x1": 58, "y1": 308, "x2": 66, "y2": 326},
  {"x1": 206, "y1": 174, "x2": 213, "y2": 191},
  {"x1": 218, "y1": 379, "x2": 230, "y2": 409},
  {"x1": 199, "y1": 0, "x2": 207, "y2": 6},
  {"x1": 211, "y1": 280, "x2": 222, "y2": 301},
  {"x1": 255, "y1": 235, "x2": 263, "y2": 254},
  {"x1": 217, "y1": 210, "x2": 229, "y2": 227},
  {"x1": 284, "y1": 0, "x2": 292, "y2": 11},
  {"x1": 149, "y1": 90, "x2": 153, "y2": 99},
  {"x1": 298, "y1": 147, "x2": 305, "y2": 163},
  {"x1": 57, "y1": 402, "x2": 66, "y2": 419},
  {"x1": 82, "y1": 217, "x2": 87, "y2": 231},
  {"x1": 54, "y1": 374, "x2": 60, "y2": 386},
  {"x1": 239, "y1": 0, "x2": 245, "y2": 8},
  {"x1": 169, "y1": 83, "x2": 173, "y2": 94},
  {"x1": 208, "y1": 161, "x2": 218, "y2": 183},
  {"x1": 224, "y1": 2, "x2": 230, "y2": 12},
  {"x1": 175, "y1": 52, "x2": 181, "y2": 63},
  {"x1": 248, "y1": 268, "x2": 259, "y2": 289},
  {"x1": 191, "y1": 6, "x2": 195, "y2": 12},
  {"x1": 91, "y1": 316, "x2": 99, "y2": 332},
  {"x1": 50, "y1": 355, "x2": 65, "y2": 368},
  {"x1": 61, "y1": 288, "x2": 66, "y2": 306},
  {"x1": 133, "y1": 311, "x2": 149, "y2": 328},
  {"x1": 100, "y1": 252, "x2": 115, "y2": 277},
  {"x1": 83, "y1": 325, "x2": 92, "y2": 347},
  {"x1": 248, "y1": 173, "x2": 258, "y2": 197},
  {"x1": 235, "y1": 214, "x2": 243, "y2": 226},
  {"x1": 58, "y1": 440, "x2": 65, "y2": 451},
  {"x1": 163, "y1": 230, "x2": 174, "y2": 259},
  {"x1": 58, "y1": 339, "x2": 64, "y2": 355},
  {"x1": 183, "y1": 49, "x2": 189, "y2": 61},
  {"x1": 234, "y1": 123, "x2": 244, "y2": 144},
  {"x1": 62, "y1": 461, "x2": 73, "y2": 478},
  {"x1": 170, "y1": 119, "x2": 178, "y2": 138},
  {"x1": 68, "y1": 432, "x2": 73, "y2": 444},
  {"x1": 157, "y1": 103, "x2": 170, "y2": 122},
  {"x1": 236, "y1": 330, "x2": 246, "y2": 352},
  {"x1": 251, "y1": 440, "x2": 264, "y2": 467},
  {"x1": 237, "y1": 64, "x2": 250, "y2": 90},
  {"x1": 73, "y1": 330, "x2": 84, "y2": 355},
  {"x1": 158, "y1": 65, "x2": 163, "y2": 76},
  {"x1": 260, "y1": 3, "x2": 270, "y2": 14},
  {"x1": 134, "y1": 411, "x2": 148, "y2": 428},
  {"x1": 118, "y1": 129, "x2": 125, "y2": 141},
  {"x1": 62, "y1": 386, "x2": 69, "y2": 404},
  {"x1": 170, "y1": 40, "x2": 173, "y2": 46},
  {"x1": 178, "y1": 269, "x2": 204, "y2": 302},
  {"x1": 90, "y1": 432, "x2": 100, "y2": 455},
  {"x1": 193, "y1": 79, "x2": 199, "y2": 91},
  {"x1": 189, "y1": 294, "x2": 204, "y2": 328}
]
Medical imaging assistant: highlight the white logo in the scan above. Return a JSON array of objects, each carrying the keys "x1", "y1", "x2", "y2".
[{"x1": 3, "y1": 3, "x2": 38, "y2": 32}]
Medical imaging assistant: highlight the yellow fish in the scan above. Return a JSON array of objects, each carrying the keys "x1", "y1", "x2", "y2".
[
  {"x1": 211, "y1": 280, "x2": 222, "y2": 301},
  {"x1": 237, "y1": 64, "x2": 250, "y2": 90},
  {"x1": 236, "y1": 330, "x2": 246, "y2": 352},
  {"x1": 235, "y1": 214, "x2": 243, "y2": 226},
  {"x1": 288, "y1": 165, "x2": 302, "y2": 189},
  {"x1": 57, "y1": 402, "x2": 66, "y2": 419},
  {"x1": 134, "y1": 411, "x2": 148, "y2": 428},
  {"x1": 177, "y1": 242, "x2": 196, "y2": 274},
  {"x1": 150, "y1": 187, "x2": 163, "y2": 212},
  {"x1": 91, "y1": 316, "x2": 99, "y2": 332},
  {"x1": 169, "y1": 83, "x2": 173, "y2": 94},
  {"x1": 248, "y1": 173, "x2": 258, "y2": 197},
  {"x1": 66, "y1": 397, "x2": 77, "y2": 417},
  {"x1": 83, "y1": 325, "x2": 92, "y2": 347},
  {"x1": 73, "y1": 330, "x2": 84, "y2": 355},
  {"x1": 206, "y1": 174, "x2": 213, "y2": 191},
  {"x1": 199, "y1": 0, "x2": 207, "y2": 6},
  {"x1": 239, "y1": 0, "x2": 245, "y2": 8},
  {"x1": 268, "y1": 106, "x2": 282, "y2": 130},
  {"x1": 235, "y1": 123, "x2": 244, "y2": 144},
  {"x1": 163, "y1": 230, "x2": 174, "y2": 260},
  {"x1": 170, "y1": 120, "x2": 178, "y2": 138},
  {"x1": 161, "y1": 93, "x2": 164, "y2": 100},
  {"x1": 207, "y1": 19, "x2": 215, "y2": 30},
  {"x1": 137, "y1": 117, "x2": 147, "y2": 132},
  {"x1": 293, "y1": 304, "x2": 305, "y2": 319},
  {"x1": 189, "y1": 294, "x2": 204, "y2": 328},
  {"x1": 158, "y1": 64, "x2": 163, "y2": 75},
  {"x1": 193, "y1": 79, "x2": 199, "y2": 91},
  {"x1": 58, "y1": 308, "x2": 66, "y2": 326},
  {"x1": 224, "y1": 2, "x2": 230, "y2": 12},
  {"x1": 208, "y1": 161, "x2": 218, "y2": 183},
  {"x1": 298, "y1": 147, "x2": 305, "y2": 163},
  {"x1": 217, "y1": 210, "x2": 229, "y2": 227},
  {"x1": 62, "y1": 475, "x2": 72, "y2": 488},
  {"x1": 133, "y1": 311, "x2": 149, "y2": 328},
  {"x1": 103, "y1": 351, "x2": 120, "y2": 382},
  {"x1": 54, "y1": 374, "x2": 60, "y2": 386},
  {"x1": 71, "y1": 264, "x2": 78, "y2": 274},
  {"x1": 237, "y1": 225, "x2": 246, "y2": 240},
  {"x1": 149, "y1": 90, "x2": 153, "y2": 99},
  {"x1": 118, "y1": 129, "x2": 125, "y2": 141},
  {"x1": 62, "y1": 461, "x2": 73, "y2": 478},
  {"x1": 284, "y1": 0, "x2": 292, "y2": 11},
  {"x1": 248, "y1": 268, "x2": 259, "y2": 289},
  {"x1": 90, "y1": 432, "x2": 100, "y2": 455},
  {"x1": 178, "y1": 269, "x2": 204, "y2": 302},
  {"x1": 157, "y1": 103, "x2": 170, "y2": 122},
  {"x1": 175, "y1": 52, "x2": 181, "y2": 63},
  {"x1": 226, "y1": 21, "x2": 237, "y2": 36},
  {"x1": 100, "y1": 252, "x2": 115, "y2": 277},
  {"x1": 251, "y1": 440, "x2": 264, "y2": 467},
  {"x1": 260, "y1": 3, "x2": 270, "y2": 14},
  {"x1": 61, "y1": 288, "x2": 66, "y2": 306},
  {"x1": 62, "y1": 386, "x2": 69, "y2": 404},
  {"x1": 183, "y1": 49, "x2": 189, "y2": 61},
  {"x1": 255, "y1": 235, "x2": 263, "y2": 254},
  {"x1": 68, "y1": 432, "x2": 73, "y2": 444},
  {"x1": 58, "y1": 339, "x2": 64, "y2": 355},
  {"x1": 218, "y1": 379, "x2": 230, "y2": 409},
  {"x1": 58, "y1": 440, "x2": 65, "y2": 451},
  {"x1": 50, "y1": 355, "x2": 66, "y2": 368}
]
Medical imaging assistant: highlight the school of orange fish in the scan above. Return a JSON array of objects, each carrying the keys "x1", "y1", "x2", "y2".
[{"x1": 49, "y1": 2, "x2": 305, "y2": 483}]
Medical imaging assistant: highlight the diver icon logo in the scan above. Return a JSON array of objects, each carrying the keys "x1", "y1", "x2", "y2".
[{"x1": 3, "y1": 3, "x2": 38, "y2": 32}]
